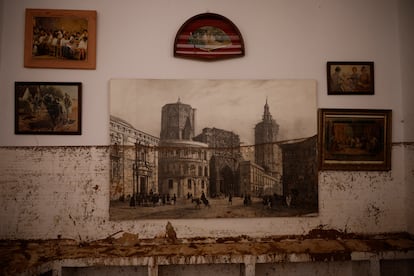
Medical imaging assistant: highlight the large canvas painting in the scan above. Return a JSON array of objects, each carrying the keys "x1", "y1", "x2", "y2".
[{"x1": 109, "y1": 79, "x2": 318, "y2": 220}]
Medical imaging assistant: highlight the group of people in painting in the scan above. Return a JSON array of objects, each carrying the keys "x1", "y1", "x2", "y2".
[
  {"x1": 328, "y1": 132, "x2": 380, "y2": 154},
  {"x1": 42, "y1": 92, "x2": 74, "y2": 129},
  {"x1": 127, "y1": 189, "x2": 302, "y2": 211},
  {"x1": 19, "y1": 87, "x2": 73, "y2": 130},
  {"x1": 129, "y1": 190, "x2": 177, "y2": 207},
  {"x1": 330, "y1": 66, "x2": 370, "y2": 92},
  {"x1": 261, "y1": 193, "x2": 295, "y2": 209},
  {"x1": 32, "y1": 26, "x2": 88, "y2": 60},
  {"x1": 191, "y1": 191, "x2": 210, "y2": 208}
]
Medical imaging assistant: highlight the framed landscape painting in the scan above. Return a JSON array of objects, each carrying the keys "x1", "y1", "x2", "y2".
[
  {"x1": 109, "y1": 79, "x2": 318, "y2": 220},
  {"x1": 24, "y1": 9, "x2": 97, "y2": 69},
  {"x1": 15, "y1": 82, "x2": 82, "y2": 135},
  {"x1": 327, "y1": 62, "x2": 374, "y2": 95},
  {"x1": 318, "y1": 109, "x2": 391, "y2": 171}
]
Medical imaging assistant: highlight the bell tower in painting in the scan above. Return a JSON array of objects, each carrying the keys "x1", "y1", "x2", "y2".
[
  {"x1": 254, "y1": 98, "x2": 280, "y2": 176},
  {"x1": 160, "y1": 98, "x2": 196, "y2": 141}
]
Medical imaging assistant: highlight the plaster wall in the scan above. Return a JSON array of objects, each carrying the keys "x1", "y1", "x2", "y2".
[
  {"x1": 0, "y1": 0, "x2": 407, "y2": 146},
  {"x1": 397, "y1": 0, "x2": 414, "y2": 234},
  {"x1": 0, "y1": 0, "x2": 413, "y2": 242},
  {"x1": 0, "y1": 145, "x2": 408, "y2": 240}
]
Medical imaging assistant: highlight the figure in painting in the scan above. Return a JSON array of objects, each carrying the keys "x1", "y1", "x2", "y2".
[
  {"x1": 357, "y1": 66, "x2": 370, "y2": 90},
  {"x1": 330, "y1": 66, "x2": 344, "y2": 91}
]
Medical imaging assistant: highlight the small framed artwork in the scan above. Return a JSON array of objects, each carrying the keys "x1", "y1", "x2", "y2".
[
  {"x1": 24, "y1": 9, "x2": 97, "y2": 69},
  {"x1": 15, "y1": 82, "x2": 82, "y2": 135},
  {"x1": 327, "y1": 62, "x2": 374, "y2": 95},
  {"x1": 174, "y1": 13, "x2": 245, "y2": 61},
  {"x1": 318, "y1": 108, "x2": 391, "y2": 171}
]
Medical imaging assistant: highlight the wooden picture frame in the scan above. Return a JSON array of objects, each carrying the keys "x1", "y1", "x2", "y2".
[
  {"x1": 24, "y1": 9, "x2": 97, "y2": 69},
  {"x1": 318, "y1": 109, "x2": 391, "y2": 171},
  {"x1": 174, "y1": 13, "x2": 245, "y2": 61},
  {"x1": 15, "y1": 82, "x2": 82, "y2": 135},
  {"x1": 327, "y1": 62, "x2": 374, "y2": 95}
]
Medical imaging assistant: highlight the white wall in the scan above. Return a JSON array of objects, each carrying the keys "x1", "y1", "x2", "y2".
[
  {"x1": 0, "y1": 0, "x2": 413, "y2": 240},
  {"x1": 398, "y1": 0, "x2": 414, "y2": 233},
  {"x1": 0, "y1": 0, "x2": 406, "y2": 146}
]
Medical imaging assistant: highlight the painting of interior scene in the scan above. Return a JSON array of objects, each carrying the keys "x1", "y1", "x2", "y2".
[
  {"x1": 31, "y1": 16, "x2": 89, "y2": 61},
  {"x1": 324, "y1": 116, "x2": 387, "y2": 162},
  {"x1": 109, "y1": 79, "x2": 318, "y2": 219}
]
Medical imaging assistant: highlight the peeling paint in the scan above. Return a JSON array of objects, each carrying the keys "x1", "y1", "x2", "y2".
[
  {"x1": 0, "y1": 230, "x2": 413, "y2": 275},
  {"x1": 166, "y1": 222, "x2": 178, "y2": 243}
]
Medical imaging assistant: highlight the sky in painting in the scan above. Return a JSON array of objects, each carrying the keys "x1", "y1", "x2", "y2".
[{"x1": 110, "y1": 79, "x2": 317, "y2": 145}]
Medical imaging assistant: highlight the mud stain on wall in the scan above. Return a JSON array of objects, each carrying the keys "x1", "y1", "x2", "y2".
[{"x1": 0, "y1": 145, "x2": 412, "y2": 241}]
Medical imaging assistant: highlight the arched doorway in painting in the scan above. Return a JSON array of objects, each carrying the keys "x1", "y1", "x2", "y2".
[
  {"x1": 139, "y1": 176, "x2": 146, "y2": 194},
  {"x1": 220, "y1": 165, "x2": 234, "y2": 196}
]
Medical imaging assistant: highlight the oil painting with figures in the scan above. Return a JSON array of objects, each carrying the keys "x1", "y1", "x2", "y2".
[
  {"x1": 15, "y1": 82, "x2": 81, "y2": 135},
  {"x1": 109, "y1": 79, "x2": 318, "y2": 220},
  {"x1": 327, "y1": 62, "x2": 374, "y2": 95},
  {"x1": 24, "y1": 9, "x2": 96, "y2": 69},
  {"x1": 318, "y1": 108, "x2": 391, "y2": 171}
]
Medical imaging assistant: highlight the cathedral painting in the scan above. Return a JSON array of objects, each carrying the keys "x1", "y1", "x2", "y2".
[{"x1": 109, "y1": 79, "x2": 318, "y2": 220}]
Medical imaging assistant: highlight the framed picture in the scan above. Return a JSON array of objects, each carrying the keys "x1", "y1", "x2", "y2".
[
  {"x1": 109, "y1": 79, "x2": 319, "y2": 220},
  {"x1": 15, "y1": 82, "x2": 82, "y2": 135},
  {"x1": 174, "y1": 13, "x2": 245, "y2": 61},
  {"x1": 327, "y1": 62, "x2": 374, "y2": 95},
  {"x1": 24, "y1": 9, "x2": 97, "y2": 69},
  {"x1": 318, "y1": 109, "x2": 392, "y2": 171}
]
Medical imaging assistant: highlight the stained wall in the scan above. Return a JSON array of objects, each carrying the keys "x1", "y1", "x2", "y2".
[
  {"x1": 0, "y1": 0, "x2": 413, "y2": 241},
  {"x1": 0, "y1": 146, "x2": 411, "y2": 241}
]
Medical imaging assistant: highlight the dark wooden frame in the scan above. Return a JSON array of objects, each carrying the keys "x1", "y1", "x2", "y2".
[
  {"x1": 15, "y1": 82, "x2": 82, "y2": 135},
  {"x1": 318, "y1": 108, "x2": 391, "y2": 171},
  {"x1": 327, "y1": 62, "x2": 374, "y2": 95},
  {"x1": 24, "y1": 9, "x2": 97, "y2": 69},
  {"x1": 174, "y1": 13, "x2": 245, "y2": 61}
]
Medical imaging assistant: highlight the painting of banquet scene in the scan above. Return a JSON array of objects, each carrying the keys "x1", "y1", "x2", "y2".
[{"x1": 31, "y1": 15, "x2": 89, "y2": 61}]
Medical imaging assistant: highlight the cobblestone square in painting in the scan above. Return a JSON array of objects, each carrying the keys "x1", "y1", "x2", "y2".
[{"x1": 110, "y1": 196, "x2": 317, "y2": 220}]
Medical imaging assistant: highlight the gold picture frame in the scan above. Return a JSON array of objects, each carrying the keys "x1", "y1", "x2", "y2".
[
  {"x1": 318, "y1": 108, "x2": 392, "y2": 171},
  {"x1": 24, "y1": 9, "x2": 97, "y2": 69}
]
